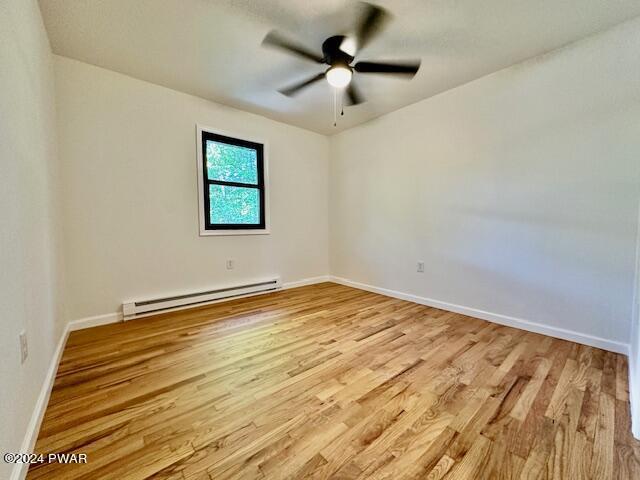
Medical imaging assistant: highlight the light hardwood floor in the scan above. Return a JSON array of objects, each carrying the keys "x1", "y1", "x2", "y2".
[{"x1": 29, "y1": 282, "x2": 639, "y2": 479}]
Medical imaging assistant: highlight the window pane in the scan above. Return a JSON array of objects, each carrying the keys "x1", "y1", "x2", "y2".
[
  {"x1": 206, "y1": 140, "x2": 258, "y2": 184},
  {"x1": 209, "y1": 185, "x2": 260, "y2": 225}
]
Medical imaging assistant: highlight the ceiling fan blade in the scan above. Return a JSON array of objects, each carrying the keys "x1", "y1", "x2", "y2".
[
  {"x1": 278, "y1": 73, "x2": 325, "y2": 97},
  {"x1": 354, "y1": 60, "x2": 421, "y2": 77},
  {"x1": 262, "y1": 31, "x2": 324, "y2": 63},
  {"x1": 345, "y1": 82, "x2": 365, "y2": 106},
  {"x1": 354, "y1": 2, "x2": 390, "y2": 52}
]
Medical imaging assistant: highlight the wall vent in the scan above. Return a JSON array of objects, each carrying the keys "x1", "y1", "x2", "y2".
[{"x1": 122, "y1": 277, "x2": 281, "y2": 320}]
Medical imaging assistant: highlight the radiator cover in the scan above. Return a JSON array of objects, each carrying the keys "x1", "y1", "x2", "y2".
[{"x1": 122, "y1": 277, "x2": 281, "y2": 319}]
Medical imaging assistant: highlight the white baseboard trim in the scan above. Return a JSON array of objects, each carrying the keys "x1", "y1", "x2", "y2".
[
  {"x1": 67, "y1": 312, "x2": 123, "y2": 331},
  {"x1": 282, "y1": 275, "x2": 331, "y2": 290},
  {"x1": 11, "y1": 322, "x2": 71, "y2": 480},
  {"x1": 330, "y1": 276, "x2": 629, "y2": 355}
]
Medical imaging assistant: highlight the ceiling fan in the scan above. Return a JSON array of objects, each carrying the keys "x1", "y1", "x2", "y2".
[{"x1": 262, "y1": 2, "x2": 420, "y2": 108}]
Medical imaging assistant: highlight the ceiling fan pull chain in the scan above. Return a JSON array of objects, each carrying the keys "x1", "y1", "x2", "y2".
[{"x1": 332, "y1": 88, "x2": 338, "y2": 127}]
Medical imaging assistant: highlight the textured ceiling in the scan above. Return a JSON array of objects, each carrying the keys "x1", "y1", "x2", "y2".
[{"x1": 39, "y1": 0, "x2": 640, "y2": 134}]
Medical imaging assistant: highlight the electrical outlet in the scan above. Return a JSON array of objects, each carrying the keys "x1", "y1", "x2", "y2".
[
  {"x1": 417, "y1": 261, "x2": 425, "y2": 273},
  {"x1": 226, "y1": 259, "x2": 235, "y2": 270},
  {"x1": 19, "y1": 330, "x2": 28, "y2": 364}
]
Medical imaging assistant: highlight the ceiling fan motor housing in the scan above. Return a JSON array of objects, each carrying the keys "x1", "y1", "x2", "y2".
[{"x1": 322, "y1": 35, "x2": 354, "y2": 67}]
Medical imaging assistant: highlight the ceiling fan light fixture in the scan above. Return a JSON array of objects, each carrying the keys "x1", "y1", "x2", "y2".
[{"x1": 326, "y1": 66, "x2": 352, "y2": 88}]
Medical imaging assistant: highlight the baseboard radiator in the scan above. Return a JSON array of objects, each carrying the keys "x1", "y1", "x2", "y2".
[{"x1": 122, "y1": 277, "x2": 282, "y2": 320}]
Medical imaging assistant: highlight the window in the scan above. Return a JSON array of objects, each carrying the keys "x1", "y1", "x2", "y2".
[{"x1": 197, "y1": 127, "x2": 268, "y2": 235}]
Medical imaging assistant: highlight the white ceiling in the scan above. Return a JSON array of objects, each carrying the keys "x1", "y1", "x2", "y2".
[{"x1": 39, "y1": 0, "x2": 640, "y2": 135}]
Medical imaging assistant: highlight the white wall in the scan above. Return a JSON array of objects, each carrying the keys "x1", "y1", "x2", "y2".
[
  {"x1": 54, "y1": 56, "x2": 330, "y2": 321},
  {"x1": 0, "y1": 0, "x2": 64, "y2": 478},
  {"x1": 330, "y1": 17, "x2": 640, "y2": 351}
]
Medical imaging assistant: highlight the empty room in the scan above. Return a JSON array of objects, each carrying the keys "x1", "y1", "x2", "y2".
[{"x1": 2, "y1": 0, "x2": 640, "y2": 479}]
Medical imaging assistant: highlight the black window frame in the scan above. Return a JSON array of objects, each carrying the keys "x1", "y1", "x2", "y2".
[{"x1": 201, "y1": 131, "x2": 266, "y2": 231}]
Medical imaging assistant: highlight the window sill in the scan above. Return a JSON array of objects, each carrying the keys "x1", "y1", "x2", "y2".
[{"x1": 199, "y1": 229, "x2": 270, "y2": 237}]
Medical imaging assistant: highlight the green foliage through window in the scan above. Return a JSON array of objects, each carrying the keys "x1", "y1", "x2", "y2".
[
  {"x1": 201, "y1": 130, "x2": 265, "y2": 230},
  {"x1": 206, "y1": 140, "x2": 258, "y2": 185},
  {"x1": 209, "y1": 185, "x2": 260, "y2": 224}
]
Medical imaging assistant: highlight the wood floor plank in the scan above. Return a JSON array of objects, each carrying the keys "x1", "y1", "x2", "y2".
[
  {"x1": 590, "y1": 392, "x2": 616, "y2": 480},
  {"x1": 26, "y1": 282, "x2": 639, "y2": 480}
]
